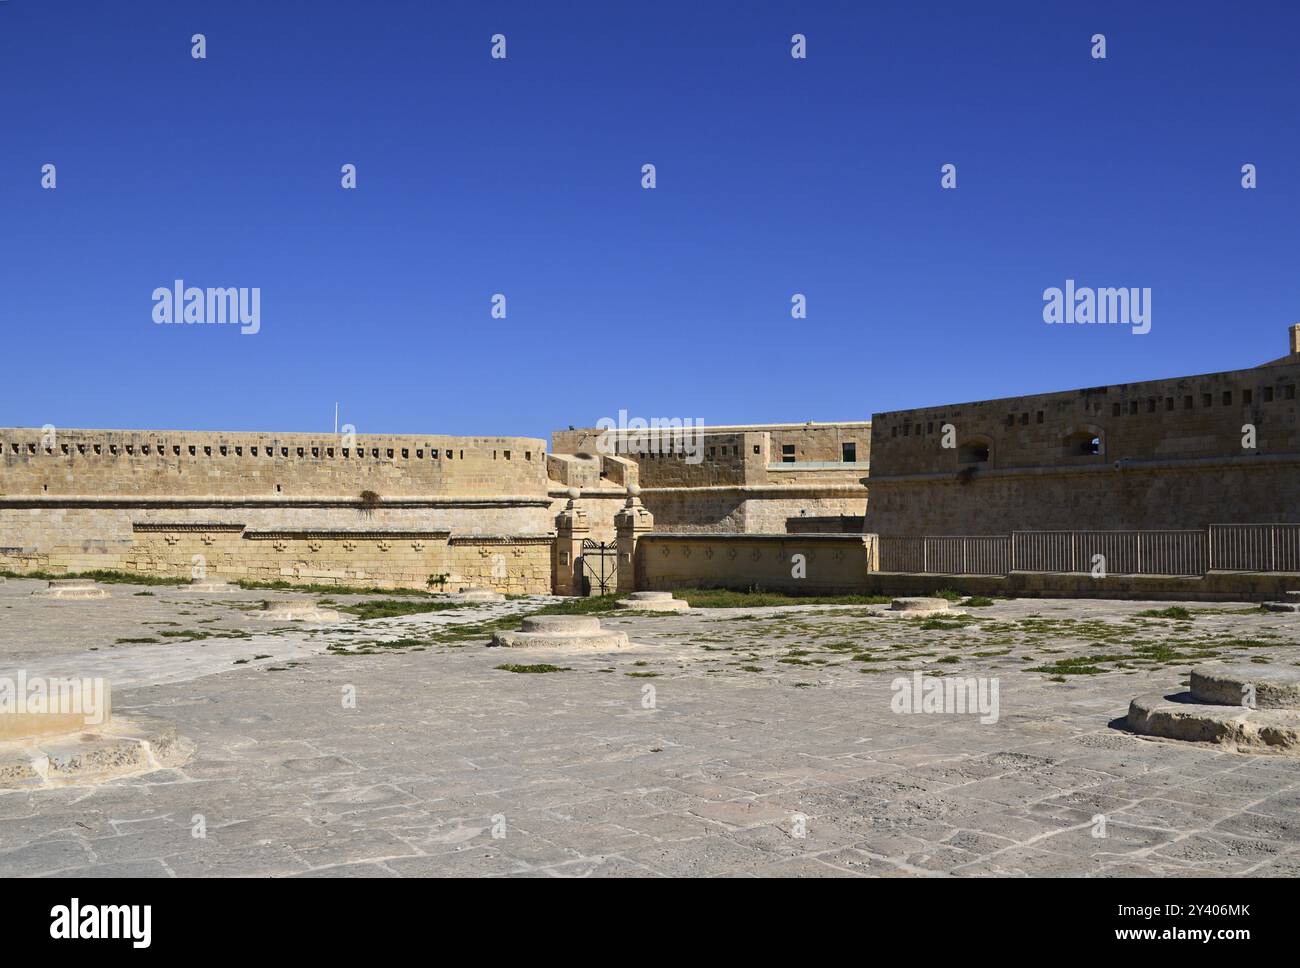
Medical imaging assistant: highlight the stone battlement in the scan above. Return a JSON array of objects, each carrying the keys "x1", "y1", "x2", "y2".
[{"x1": 0, "y1": 428, "x2": 549, "y2": 499}]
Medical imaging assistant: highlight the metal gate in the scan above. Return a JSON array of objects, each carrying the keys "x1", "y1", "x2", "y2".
[{"x1": 580, "y1": 539, "x2": 618, "y2": 595}]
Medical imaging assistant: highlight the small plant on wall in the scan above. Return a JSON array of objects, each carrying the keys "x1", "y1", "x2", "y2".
[
  {"x1": 426, "y1": 573, "x2": 448, "y2": 591},
  {"x1": 359, "y1": 489, "x2": 381, "y2": 513}
]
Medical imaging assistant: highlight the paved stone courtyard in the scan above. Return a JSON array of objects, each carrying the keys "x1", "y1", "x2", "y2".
[{"x1": 1, "y1": 578, "x2": 1298, "y2": 877}]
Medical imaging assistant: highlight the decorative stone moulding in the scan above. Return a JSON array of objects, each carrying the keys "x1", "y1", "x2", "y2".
[
  {"x1": 615, "y1": 591, "x2": 690, "y2": 613},
  {"x1": 35, "y1": 579, "x2": 110, "y2": 600},
  {"x1": 253, "y1": 601, "x2": 346, "y2": 623},
  {"x1": 491, "y1": 615, "x2": 629, "y2": 650}
]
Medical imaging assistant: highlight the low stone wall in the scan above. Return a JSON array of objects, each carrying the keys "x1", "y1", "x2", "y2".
[
  {"x1": 639, "y1": 486, "x2": 867, "y2": 534},
  {"x1": 0, "y1": 518, "x2": 553, "y2": 594},
  {"x1": 863, "y1": 570, "x2": 1300, "y2": 603},
  {"x1": 636, "y1": 533, "x2": 876, "y2": 595}
]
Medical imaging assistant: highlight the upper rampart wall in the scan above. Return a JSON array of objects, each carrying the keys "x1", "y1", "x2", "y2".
[
  {"x1": 869, "y1": 360, "x2": 1300, "y2": 478},
  {"x1": 0, "y1": 428, "x2": 549, "y2": 499}
]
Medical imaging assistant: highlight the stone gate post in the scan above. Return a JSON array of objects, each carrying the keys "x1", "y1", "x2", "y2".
[
  {"x1": 614, "y1": 484, "x2": 654, "y2": 594},
  {"x1": 553, "y1": 488, "x2": 588, "y2": 596}
]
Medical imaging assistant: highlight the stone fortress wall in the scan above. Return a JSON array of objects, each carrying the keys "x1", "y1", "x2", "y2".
[
  {"x1": 0, "y1": 421, "x2": 871, "y2": 591},
  {"x1": 865, "y1": 327, "x2": 1300, "y2": 536},
  {"x1": 550, "y1": 422, "x2": 871, "y2": 535},
  {"x1": 1, "y1": 428, "x2": 548, "y2": 499},
  {"x1": 0, "y1": 428, "x2": 555, "y2": 592},
  {"x1": 17, "y1": 323, "x2": 1300, "y2": 599}
]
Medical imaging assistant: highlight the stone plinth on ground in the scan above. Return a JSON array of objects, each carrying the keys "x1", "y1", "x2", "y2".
[
  {"x1": 35, "y1": 579, "x2": 110, "y2": 600},
  {"x1": 253, "y1": 601, "x2": 345, "y2": 623},
  {"x1": 491, "y1": 614, "x2": 629, "y2": 650},
  {"x1": 1190, "y1": 662, "x2": 1300, "y2": 709},
  {"x1": 452, "y1": 587, "x2": 505, "y2": 603},
  {"x1": 1127, "y1": 662, "x2": 1300, "y2": 753},
  {"x1": 178, "y1": 579, "x2": 240, "y2": 594},
  {"x1": 615, "y1": 591, "x2": 689, "y2": 613},
  {"x1": 865, "y1": 597, "x2": 963, "y2": 619},
  {"x1": 0, "y1": 715, "x2": 192, "y2": 789}
]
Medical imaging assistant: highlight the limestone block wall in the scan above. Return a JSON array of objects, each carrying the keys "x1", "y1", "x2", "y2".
[
  {"x1": 130, "y1": 525, "x2": 457, "y2": 589},
  {"x1": 866, "y1": 354, "x2": 1300, "y2": 538},
  {"x1": 640, "y1": 489, "x2": 747, "y2": 532},
  {"x1": 546, "y1": 452, "x2": 602, "y2": 489},
  {"x1": 864, "y1": 457, "x2": 1300, "y2": 537},
  {"x1": 0, "y1": 518, "x2": 552, "y2": 594},
  {"x1": 763, "y1": 424, "x2": 871, "y2": 464},
  {"x1": 871, "y1": 360, "x2": 1300, "y2": 478},
  {"x1": 0, "y1": 427, "x2": 557, "y2": 591},
  {"x1": 0, "y1": 428, "x2": 548, "y2": 499},
  {"x1": 553, "y1": 422, "x2": 871, "y2": 466},
  {"x1": 621, "y1": 432, "x2": 753, "y2": 488},
  {"x1": 636, "y1": 533, "x2": 875, "y2": 594},
  {"x1": 738, "y1": 492, "x2": 869, "y2": 533},
  {"x1": 446, "y1": 536, "x2": 553, "y2": 594},
  {"x1": 548, "y1": 423, "x2": 870, "y2": 536},
  {"x1": 639, "y1": 487, "x2": 867, "y2": 534}
]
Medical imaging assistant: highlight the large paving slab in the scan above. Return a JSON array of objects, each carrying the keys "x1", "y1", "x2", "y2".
[{"x1": 1, "y1": 580, "x2": 1298, "y2": 877}]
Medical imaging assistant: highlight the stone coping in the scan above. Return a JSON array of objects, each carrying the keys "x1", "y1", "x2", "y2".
[
  {"x1": 763, "y1": 461, "x2": 871, "y2": 471},
  {"x1": 244, "y1": 530, "x2": 451, "y2": 541},
  {"x1": 2, "y1": 495, "x2": 554, "y2": 508},
  {"x1": 636, "y1": 485, "x2": 867, "y2": 496},
  {"x1": 447, "y1": 535, "x2": 554, "y2": 545},
  {"x1": 641, "y1": 532, "x2": 869, "y2": 541},
  {"x1": 133, "y1": 522, "x2": 247, "y2": 532},
  {"x1": 127, "y1": 525, "x2": 555, "y2": 543}
]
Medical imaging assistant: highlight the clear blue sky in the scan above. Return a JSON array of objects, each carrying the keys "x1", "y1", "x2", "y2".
[{"x1": 2, "y1": 1, "x2": 1297, "y2": 440}]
